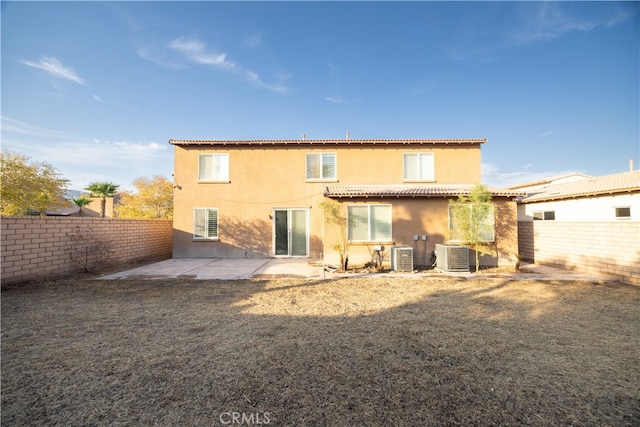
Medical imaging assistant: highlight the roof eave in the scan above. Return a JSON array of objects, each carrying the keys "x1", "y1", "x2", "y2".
[
  {"x1": 169, "y1": 138, "x2": 488, "y2": 147},
  {"x1": 520, "y1": 187, "x2": 640, "y2": 203}
]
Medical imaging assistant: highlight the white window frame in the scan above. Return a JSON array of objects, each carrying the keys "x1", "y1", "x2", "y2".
[
  {"x1": 306, "y1": 152, "x2": 337, "y2": 181},
  {"x1": 193, "y1": 208, "x2": 219, "y2": 240},
  {"x1": 347, "y1": 204, "x2": 392, "y2": 242},
  {"x1": 448, "y1": 203, "x2": 495, "y2": 243},
  {"x1": 403, "y1": 152, "x2": 435, "y2": 181},
  {"x1": 615, "y1": 206, "x2": 631, "y2": 219},
  {"x1": 533, "y1": 211, "x2": 555, "y2": 221},
  {"x1": 198, "y1": 153, "x2": 229, "y2": 182}
]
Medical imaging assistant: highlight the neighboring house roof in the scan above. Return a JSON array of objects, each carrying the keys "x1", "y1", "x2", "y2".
[
  {"x1": 507, "y1": 173, "x2": 592, "y2": 190},
  {"x1": 45, "y1": 206, "x2": 80, "y2": 216},
  {"x1": 324, "y1": 184, "x2": 524, "y2": 199},
  {"x1": 169, "y1": 138, "x2": 487, "y2": 146},
  {"x1": 519, "y1": 170, "x2": 640, "y2": 203}
]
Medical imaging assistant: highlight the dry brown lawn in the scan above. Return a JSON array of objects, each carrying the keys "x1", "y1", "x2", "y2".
[{"x1": 2, "y1": 276, "x2": 639, "y2": 426}]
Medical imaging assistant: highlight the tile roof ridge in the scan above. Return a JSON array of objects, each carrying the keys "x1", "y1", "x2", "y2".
[{"x1": 169, "y1": 138, "x2": 487, "y2": 145}]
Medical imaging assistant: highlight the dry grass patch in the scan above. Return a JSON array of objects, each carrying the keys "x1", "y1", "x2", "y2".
[{"x1": 2, "y1": 277, "x2": 639, "y2": 426}]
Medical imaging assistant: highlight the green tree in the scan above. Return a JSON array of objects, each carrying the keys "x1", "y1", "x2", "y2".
[
  {"x1": 0, "y1": 148, "x2": 68, "y2": 216},
  {"x1": 114, "y1": 175, "x2": 173, "y2": 219},
  {"x1": 449, "y1": 184, "x2": 494, "y2": 272},
  {"x1": 85, "y1": 181, "x2": 119, "y2": 218},
  {"x1": 72, "y1": 197, "x2": 92, "y2": 217}
]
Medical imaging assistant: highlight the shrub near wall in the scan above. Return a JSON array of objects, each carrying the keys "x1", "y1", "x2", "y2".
[
  {"x1": 1, "y1": 217, "x2": 173, "y2": 285},
  {"x1": 518, "y1": 221, "x2": 640, "y2": 285}
]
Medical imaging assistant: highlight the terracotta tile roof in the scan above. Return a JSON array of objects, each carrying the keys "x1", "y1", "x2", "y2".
[
  {"x1": 169, "y1": 138, "x2": 487, "y2": 146},
  {"x1": 324, "y1": 184, "x2": 524, "y2": 198},
  {"x1": 520, "y1": 170, "x2": 640, "y2": 203}
]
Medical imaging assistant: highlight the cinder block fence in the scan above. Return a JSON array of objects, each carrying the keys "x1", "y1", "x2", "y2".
[
  {"x1": 518, "y1": 221, "x2": 640, "y2": 285},
  {"x1": 1, "y1": 217, "x2": 173, "y2": 285}
]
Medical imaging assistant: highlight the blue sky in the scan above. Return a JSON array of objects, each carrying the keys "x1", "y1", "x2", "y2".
[{"x1": 2, "y1": 1, "x2": 638, "y2": 191}]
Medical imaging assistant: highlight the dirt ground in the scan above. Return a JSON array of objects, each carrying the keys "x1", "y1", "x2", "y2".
[{"x1": 2, "y1": 276, "x2": 639, "y2": 426}]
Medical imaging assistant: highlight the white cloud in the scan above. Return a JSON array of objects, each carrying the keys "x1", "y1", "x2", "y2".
[
  {"x1": 324, "y1": 97, "x2": 347, "y2": 104},
  {"x1": 20, "y1": 56, "x2": 86, "y2": 85},
  {"x1": 169, "y1": 36, "x2": 234, "y2": 68},
  {"x1": 136, "y1": 47, "x2": 185, "y2": 70},
  {"x1": 1, "y1": 117, "x2": 172, "y2": 190},
  {"x1": 537, "y1": 129, "x2": 555, "y2": 138},
  {"x1": 1, "y1": 116, "x2": 70, "y2": 138},
  {"x1": 92, "y1": 94, "x2": 103, "y2": 102},
  {"x1": 165, "y1": 35, "x2": 288, "y2": 93},
  {"x1": 513, "y1": 2, "x2": 634, "y2": 44},
  {"x1": 450, "y1": 3, "x2": 636, "y2": 62}
]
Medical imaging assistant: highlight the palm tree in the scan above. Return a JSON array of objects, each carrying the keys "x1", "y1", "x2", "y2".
[
  {"x1": 85, "y1": 182, "x2": 119, "y2": 218},
  {"x1": 72, "y1": 197, "x2": 92, "y2": 217}
]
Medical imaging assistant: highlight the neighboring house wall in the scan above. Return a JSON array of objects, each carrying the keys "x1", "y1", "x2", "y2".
[
  {"x1": 1, "y1": 217, "x2": 173, "y2": 285},
  {"x1": 514, "y1": 170, "x2": 639, "y2": 283},
  {"x1": 518, "y1": 220, "x2": 640, "y2": 285},
  {"x1": 517, "y1": 193, "x2": 639, "y2": 221},
  {"x1": 81, "y1": 196, "x2": 116, "y2": 218}
]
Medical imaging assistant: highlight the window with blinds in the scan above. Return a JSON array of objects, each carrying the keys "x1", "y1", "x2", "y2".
[
  {"x1": 194, "y1": 208, "x2": 219, "y2": 240},
  {"x1": 199, "y1": 154, "x2": 229, "y2": 182},
  {"x1": 347, "y1": 204, "x2": 392, "y2": 242},
  {"x1": 448, "y1": 203, "x2": 495, "y2": 242},
  {"x1": 306, "y1": 153, "x2": 336, "y2": 180},
  {"x1": 404, "y1": 153, "x2": 434, "y2": 181}
]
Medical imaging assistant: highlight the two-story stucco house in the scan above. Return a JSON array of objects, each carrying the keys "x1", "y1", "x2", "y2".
[{"x1": 170, "y1": 137, "x2": 521, "y2": 269}]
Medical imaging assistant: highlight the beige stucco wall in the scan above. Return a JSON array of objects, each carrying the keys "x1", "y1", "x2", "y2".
[
  {"x1": 321, "y1": 198, "x2": 449, "y2": 267},
  {"x1": 171, "y1": 141, "x2": 519, "y2": 267},
  {"x1": 81, "y1": 196, "x2": 115, "y2": 218},
  {"x1": 322, "y1": 197, "x2": 519, "y2": 268}
]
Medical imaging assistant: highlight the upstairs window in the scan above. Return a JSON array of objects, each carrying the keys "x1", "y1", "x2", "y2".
[
  {"x1": 348, "y1": 204, "x2": 392, "y2": 242},
  {"x1": 194, "y1": 208, "x2": 219, "y2": 240},
  {"x1": 533, "y1": 211, "x2": 555, "y2": 221},
  {"x1": 306, "y1": 153, "x2": 336, "y2": 180},
  {"x1": 404, "y1": 153, "x2": 434, "y2": 181},
  {"x1": 615, "y1": 207, "x2": 631, "y2": 219},
  {"x1": 449, "y1": 204, "x2": 495, "y2": 242},
  {"x1": 199, "y1": 154, "x2": 229, "y2": 182}
]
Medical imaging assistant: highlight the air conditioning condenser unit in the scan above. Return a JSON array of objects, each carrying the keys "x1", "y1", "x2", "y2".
[
  {"x1": 435, "y1": 244, "x2": 469, "y2": 272},
  {"x1": 390, "y1": 246, "x2": 414, "y2": 272}
]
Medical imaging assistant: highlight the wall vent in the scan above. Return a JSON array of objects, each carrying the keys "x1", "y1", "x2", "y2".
[
  {"x1": 435, "y1": 244, "x2": 469, "y2": 272},
  {"x1": 390, "y1": 246, "x2": 414, "y2": 272}
]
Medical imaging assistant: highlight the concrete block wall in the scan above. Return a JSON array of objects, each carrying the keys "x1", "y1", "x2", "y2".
[
  {"x1": 518, "y1": 221, "x2": 640, "y2": 285},
  {"x1": 1, "y1": 217, "x2": 173, "y2": 285}
]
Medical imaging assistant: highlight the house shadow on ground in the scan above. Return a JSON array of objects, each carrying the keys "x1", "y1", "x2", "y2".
[{"x1": 1, "y1": 277, "x2": 639, "y2": 426}]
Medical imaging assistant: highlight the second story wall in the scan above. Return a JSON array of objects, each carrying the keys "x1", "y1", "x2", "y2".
[{"x1": 172, "y1": 140, "x2": 483, "y2": 194}]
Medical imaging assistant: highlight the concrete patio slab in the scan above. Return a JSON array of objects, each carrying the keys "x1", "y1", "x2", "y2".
[
  {"x1": 100, "y1": 258, "x2": 323, "y2": 280},
  {"x1": 99, "y1": 259, "x2": 616, "y2": 282}
]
